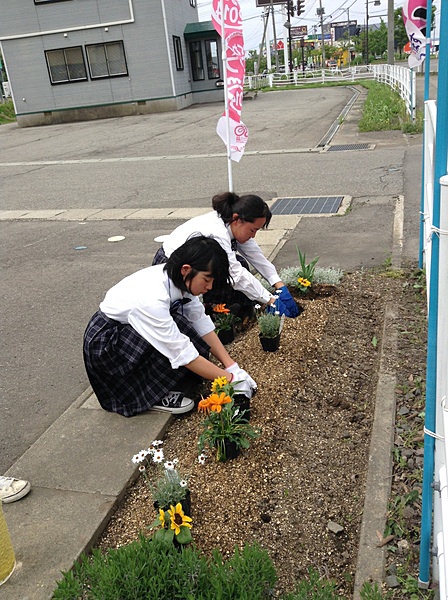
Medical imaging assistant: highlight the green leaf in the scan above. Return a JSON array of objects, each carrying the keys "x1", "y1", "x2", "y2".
[
  {"x1": 176, "y1": 526, "x2": 193, "y2": 545},
  {"x1": 371, "y1": 336, "x2": 378, "y2": 348}
]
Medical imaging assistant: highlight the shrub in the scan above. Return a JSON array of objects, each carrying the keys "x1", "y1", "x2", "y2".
[{"x1": 53, "y1": 538, "x2": 277, "y2": 600}]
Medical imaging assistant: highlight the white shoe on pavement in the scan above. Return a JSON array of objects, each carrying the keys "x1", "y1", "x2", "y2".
[{"x1": 0, "y1": 476, "x2": 31, "y2": 503}]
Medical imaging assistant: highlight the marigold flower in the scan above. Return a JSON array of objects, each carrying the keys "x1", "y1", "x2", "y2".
[
  {"x1": 213, "y1": 303, "x2": 230, "y2": 314},
  {"x1": 211, "y1": 376, "x2": 229, "y2": 393},
  {"x1": 168, "y1": 503, "x2": 193, "y2": 535}
]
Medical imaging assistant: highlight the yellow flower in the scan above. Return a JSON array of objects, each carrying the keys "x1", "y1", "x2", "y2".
[
  {"x1": 168, "y1": 503, "x2": 193, "y2": 535},
  {"x1": 158, "y1": 508, "x2": 166, "y2": 528},
  {"x1": 211, "y1": 376, "x2": 229, "y2": 393},
  {"x1": 207, "y1": 392, "x2": 232, "y2": 413},
  {"x1": 298, "y1": 277, "x2": 311, "y2": 287}
]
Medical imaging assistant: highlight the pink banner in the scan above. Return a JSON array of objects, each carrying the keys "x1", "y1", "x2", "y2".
[
  {"x1": 212, "y1": 0, "x2": 248, "y2": 162},
  {"x1": 402, "y1": 0, "x2": 427, "y2": 68}
]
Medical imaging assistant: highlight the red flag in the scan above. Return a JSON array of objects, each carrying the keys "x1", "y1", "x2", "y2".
[
  {"x1": 212, "y1": 0, "x2": 248, "y2": 162},
  {"x1": 402, "y1": 0, "x2": 427, "y2": 67}
]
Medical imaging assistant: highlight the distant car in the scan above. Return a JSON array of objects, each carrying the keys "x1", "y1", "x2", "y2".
[
  {"x1": 278, "y1": 65, "x2": 285, "y2": 73},
  {"x1": 326, "y1": 59, "x2": 338, "y2": 68}
]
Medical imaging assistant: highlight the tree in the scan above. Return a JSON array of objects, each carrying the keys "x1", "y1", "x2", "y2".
[{"x1": 369, "y1": 20, "x2": 388, "y2": 58}]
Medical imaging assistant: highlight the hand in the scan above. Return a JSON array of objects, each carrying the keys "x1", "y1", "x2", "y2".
[
  {"x1": 266, "y1": 296, "x2": 287, "y2": 316},
  {"x1": 225, "y1": 363, "x2": 257, "y2": 392},
  {"x1": 232, "y1": 378, "x2": 254, "y2": 399},
  {"x1": 277, "y1": 286, "x2": 302, "y2": 318}
]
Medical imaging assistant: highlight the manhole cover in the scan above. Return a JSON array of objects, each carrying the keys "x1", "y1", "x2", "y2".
[
  {"x1": 271, "y1": 196, "x2": 344, "y2": 215},
  {"x1": 328, "y1": 143, "x2": 371, "y2": 151}
]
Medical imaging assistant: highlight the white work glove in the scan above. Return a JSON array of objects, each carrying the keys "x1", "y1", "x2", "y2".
[{"x1": 225, "y1": 363, "x2": 257, "y2": 394}]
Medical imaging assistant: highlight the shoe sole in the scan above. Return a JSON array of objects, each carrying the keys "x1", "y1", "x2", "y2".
[
  {"x1": 149, "y1": 401, "x2": 195, "y2": 415},
  {"x1": 1, "y1": 480, "x2": 31, "y2": 503}
]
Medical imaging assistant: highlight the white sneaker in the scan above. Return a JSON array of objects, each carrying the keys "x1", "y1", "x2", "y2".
[
  {"x1": 0, "y1": 476, "x2": 31, "y2": 503},
  {"x1": 151, "y1": 391, "x2": 194, "y2": 414}
]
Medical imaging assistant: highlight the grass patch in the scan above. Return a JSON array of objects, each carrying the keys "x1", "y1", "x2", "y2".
[
  {"x1": 0, "y1": 100, "x2": 16, "y2": 124},
  {"x1": 358, "y1": 81, "x2": 422, "y2": 134}
]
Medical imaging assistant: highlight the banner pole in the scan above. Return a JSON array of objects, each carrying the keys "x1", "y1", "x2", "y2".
[{"x1": 220, "y1": 0, "x2": 233, "y2": 192}]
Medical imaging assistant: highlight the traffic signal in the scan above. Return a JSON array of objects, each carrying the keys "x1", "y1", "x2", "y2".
[
  {"x1": 297, "y1": 0, "x2": 304, "y2": 15},
  {"x1": 287, "y1": 0, "x2": 295, "y2": 16}
]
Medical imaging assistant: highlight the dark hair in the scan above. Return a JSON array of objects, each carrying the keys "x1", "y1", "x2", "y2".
[
  {"x1": 164, "y1": 235, "x2": 231, "y2": 293},
  {"x1": 212, "y1": 192, "x2": 272, "y2": 228}
]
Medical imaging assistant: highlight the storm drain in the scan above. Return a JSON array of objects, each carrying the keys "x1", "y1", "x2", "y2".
[
  {"x1": 327, "y1": 143, "x2": 371, "y2": 151},
  {"x1": 271, "y1": 196, "x2": 344, "y2": 215}
]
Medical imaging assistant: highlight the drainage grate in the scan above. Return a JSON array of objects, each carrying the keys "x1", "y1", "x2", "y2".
[
  {"x1": 328, "y1": 143, "x2": 371, "y2": 151},
  {"x1": 271, "y1": 196, "x2": 343, "y2": 215}
]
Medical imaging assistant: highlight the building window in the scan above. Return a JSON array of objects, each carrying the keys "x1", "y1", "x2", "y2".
[
  {"x1": 205, "y1": 40, "x2": 220, "y2": 79},
  {"x1": 45, "y1": 47, "x2": 87, "y2": 84},
  {"x1": 86, "y1": 42, "x2": 128, "y2": 79},
  {"x1": 173, "y1": 36, "x2": 184, "y2": 71},
  {"x1": 189, "y1": 0, "x2": 196, "y2": 6},
  {"x1": 189, "y1": 41, "x2": 204, "y2": 81}
]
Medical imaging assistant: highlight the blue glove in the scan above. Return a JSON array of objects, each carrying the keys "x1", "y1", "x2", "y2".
[
  {"x1": 266, "y1": 296, "x2": 287, "y2": 316},
  {"x1": 277, "y1": 286, "x2": 301, "y2": 318}
]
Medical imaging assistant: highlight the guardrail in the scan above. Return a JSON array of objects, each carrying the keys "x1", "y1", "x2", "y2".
[{"x1": 245, "y1": 63, "x2": 415, "y2": 119}]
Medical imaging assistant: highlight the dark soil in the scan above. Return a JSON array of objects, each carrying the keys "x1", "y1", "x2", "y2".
[{"x1": 97, "y1": 265, "x2": 428, "y2": 598}]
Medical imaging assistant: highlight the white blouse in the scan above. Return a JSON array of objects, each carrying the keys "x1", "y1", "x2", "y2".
[
  {"x1": 162, "y1": 211, "x2": 279, "y2": 304},
  {"x1": 99, "y1": 264, "x2": 214, "y2": 369}
]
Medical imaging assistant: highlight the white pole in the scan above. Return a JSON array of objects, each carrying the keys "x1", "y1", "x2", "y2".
[{"x1": 220, "y1": 0, "x2": 233, "y2": 191}]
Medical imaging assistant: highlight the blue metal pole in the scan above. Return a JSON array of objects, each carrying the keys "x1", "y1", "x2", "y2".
[
  {"x1": 419, "y1": 0, "x2": 448, "y2": 586},
  {"x1": 419, "y1": 0, "x2": 433, "y2": 269}
]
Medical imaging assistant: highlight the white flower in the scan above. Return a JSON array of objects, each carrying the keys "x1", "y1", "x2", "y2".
[
  {"x1": 180, "y1": 480, "x2": 188, "y2": 488},
  {"x1": 139, "y1": 465, "x2": 146, "y2": 472},
  {"x1": 164, "y1": 461, "x2": 175, "y2": 471},
  {"x1": 275, "y1": 310, "x2": 280, "y2": 316},
  {"x1": 198, "y1": 454, "x2": 207, "y2": 465},
  {"x1": 254, "y1": 304, "x2": 261, "y2": 310},
  {"x1": 151, "y1": 440, "x2": 163, "y2": 447},
  {"x1": 173, "y1": 458, "x2": 179, "y2": 465},
  {"x1": 152, "y1": 449, "x2": 164, "y2": 463},
  {"x1": 131, "y1": 450, "x2": 148, "y2": 464}
]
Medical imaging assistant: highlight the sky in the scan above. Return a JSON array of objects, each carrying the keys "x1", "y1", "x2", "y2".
[{"x1": 198, "y1": 0, "x2": 441, "y2": 53}]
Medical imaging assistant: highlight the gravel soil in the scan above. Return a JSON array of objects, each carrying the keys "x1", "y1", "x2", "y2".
[{"x1": 98, "y1": 265, "x2": 427, "y2": 598}]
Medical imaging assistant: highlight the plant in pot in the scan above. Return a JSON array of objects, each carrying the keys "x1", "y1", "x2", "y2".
[
  {"x1": 197, "y1": 377, "x2": 260, "y2": 462},
  {"x1": 131, "y1": 440, "x2": 193, "y2": 546},
  {"x1": 212, "y1": 303, "x2": 237, "y2": 344},
  {"x1": 256, "y1": 302, "x2": 285, "y2": 352}
]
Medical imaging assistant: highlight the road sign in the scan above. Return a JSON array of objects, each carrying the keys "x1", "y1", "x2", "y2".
[
  {"x1": 276, "y1": 40, "x2": 284, "y2": 50},
  {"x1": 290, "y1": 25, "x2": 308, "y2": 38}
]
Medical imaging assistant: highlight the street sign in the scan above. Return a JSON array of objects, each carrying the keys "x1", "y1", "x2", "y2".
[
  {"x1": 255, "y1": 0, "x2": 285, "y2": 6},
  {"x1": 276, "y1": 40, "x2": 284, "y2": 49},
  {"x1": 290, "y1": 25, "x2": 308, "y2": 38}
]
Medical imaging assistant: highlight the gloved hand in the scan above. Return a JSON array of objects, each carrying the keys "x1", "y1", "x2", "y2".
[
  {"x1": 277, "y1": 286, "x2": 302, "y2": 318},
  {"x1": 232, "y1": 378, "x2": 255, "y2": 399},
  {"x1": 225, "y1": 363, "x2": 257, "y2": 393},
  {"x1": 266, "y1": 296, "x2": 287, "y2": 316}
]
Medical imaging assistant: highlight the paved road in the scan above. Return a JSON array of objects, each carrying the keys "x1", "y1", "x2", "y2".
[{"x1": 0, "y1": 86, "x2": 422, "y2": 474}]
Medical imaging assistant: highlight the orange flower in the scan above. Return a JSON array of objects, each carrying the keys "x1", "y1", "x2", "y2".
[
  {"x1": 198, "y1": 397, "x2": 211, "y2": 413},
  {"x1": 213, "y1": 303, "x2": 230, "y2": 314},
  {"x1": 207, "y1": 392, "x2": 232, "y2": 413}
]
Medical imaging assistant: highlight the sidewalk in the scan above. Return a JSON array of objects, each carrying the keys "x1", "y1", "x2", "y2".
[{"x1": 2, "y1": 93, "x2": 422, "y2": 598}]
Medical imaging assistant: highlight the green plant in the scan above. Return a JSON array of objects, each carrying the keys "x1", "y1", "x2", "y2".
[
  {"x1": 149, "y1": 501, "x2": 193, "y2": 545},
  {"x1": 0, "y1": 100, "x2": 16, "y2": 125},
  {"x1": 212, "y1": 303, "x2": 236, "y2": 332},
  {"x1": 282, "y1": 568, "x2": 339, "y2": 599},
  {"x1": 296, "y1": 247, "x2": 319, "y2": 293},
  {"x1": 53, "y1": 539, "x2": 277, "y2": 600},
  {"x1": 257, "y1": 311, "x2": 282, "y2": 338},
  {"x1": 197, "y1": 377, "x2": 260, "y2": 462},
  {"x1": 360, "y1": 580, "x2": 383, "y2": 599},
  {"x1": 131, "y1": 440, "x2": 189, "y2": 509}
]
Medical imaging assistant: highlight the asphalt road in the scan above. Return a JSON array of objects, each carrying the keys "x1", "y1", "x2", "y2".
[{"x1": 0, "y1": 86, "x2": 421, "y2": 473}]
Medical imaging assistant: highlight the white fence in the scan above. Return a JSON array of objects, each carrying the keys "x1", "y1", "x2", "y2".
[{"x1": 245, "y1": 64, "x2": 416, "y2": 119}]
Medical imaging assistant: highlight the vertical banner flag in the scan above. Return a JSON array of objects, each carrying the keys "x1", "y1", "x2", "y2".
[
  {"x1": 402, "y1": 0, "x2": 428, "y2": 68},
  {"x1": 212, "y1": 0, "x2": 248, "y2": 162}
]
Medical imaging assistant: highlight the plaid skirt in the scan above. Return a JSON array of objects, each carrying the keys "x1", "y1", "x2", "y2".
[
  {"x1": 152, "y1": 246, "x2": 255, "y2": 311},
  {"x1": 83, "y1": 309, "x2": 209, "y2": 417}
]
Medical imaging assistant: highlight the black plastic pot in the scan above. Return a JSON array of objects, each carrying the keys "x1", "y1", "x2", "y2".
[
  {"x1": 154, "y1": 489, "x2": 191, "y2": 516},
  {"x1": 217, "y1": 327, "x2": 235, "y2": 345},
  {"x1": 259, "y1": 333, "x2": 280, "y2": 352},
  {"x1": 216, "y1": 438, "x2": 241, "y2": 462}
]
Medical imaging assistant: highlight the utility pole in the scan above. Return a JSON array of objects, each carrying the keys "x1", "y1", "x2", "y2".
[
  {"x1": 387, "y1": 0, "x2": 394, "y2": 64},
  {"x1": 271, "y1": 1, "x2": 279, "y2": 71},
  {"x1": 317, "y1": 0, "x2": 326, "y2": 67},
  {"x1": 256, "y1": 9, "x2": 270, "y2": 75}
]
